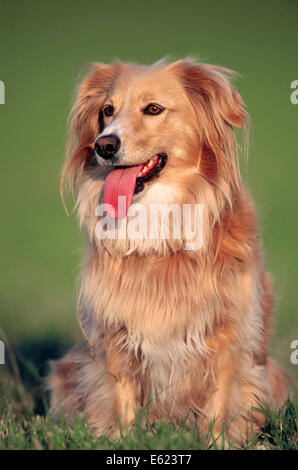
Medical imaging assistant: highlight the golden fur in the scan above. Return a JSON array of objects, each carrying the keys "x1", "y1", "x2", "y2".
[{"x1": 48, "y1": 59, "x2": 289, "y2": 447}]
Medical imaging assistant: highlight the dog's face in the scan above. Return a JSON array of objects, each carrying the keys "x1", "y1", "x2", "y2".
[
  {"x1": 64, "y1": 59, "x2": 246, "y2": 230},
  {"x1": 96, "y1": 64, "x2": 200, "y2": 166},
  {"x1": 96, "y1": 64, "x2": 194, "y2": 167},
  {"x1": 92, "y1": 63, "x2": 204, "y2": 218}
]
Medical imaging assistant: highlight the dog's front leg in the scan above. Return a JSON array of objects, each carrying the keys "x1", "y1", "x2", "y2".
[{"x1": 105, "y1": 343, "x2": 138, "y2": 433}]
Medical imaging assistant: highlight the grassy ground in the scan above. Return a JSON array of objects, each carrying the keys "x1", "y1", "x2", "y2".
[
  {"x1": 0, "y1": 0, "x2": 297, "y2": 450},
  {"x1": 0, "y1": 366, "x2": 297, "y2": 450},
  {"x1": 1, "y1": 330, "x2": 297, "y2": 451}
]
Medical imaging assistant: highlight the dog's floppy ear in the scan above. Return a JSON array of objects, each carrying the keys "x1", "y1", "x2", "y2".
[
  {"x1": 174, "y1": 59, "x2": 246, "y2": 128},
  {"x1": 173, "y1": 60, "x2": 247, "y2": 194},
  {"x1": 61, "y1": 62, "x2": 126, "y2": 198}
]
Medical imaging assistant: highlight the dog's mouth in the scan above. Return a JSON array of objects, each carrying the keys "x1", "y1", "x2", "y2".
[
  {"x1": 135, "y1": 153, "x2": 167, "y2": 194},
  {"x1": 104, "y1": 153, "x2": 167, "y2": 219}
]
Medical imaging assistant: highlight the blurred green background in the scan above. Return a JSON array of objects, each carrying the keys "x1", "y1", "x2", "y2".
[{"x1": 0, "y1": 0, "x2": 297, "y2": 377}]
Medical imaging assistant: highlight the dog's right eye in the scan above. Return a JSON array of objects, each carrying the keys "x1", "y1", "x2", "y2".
[
  {"x1": 143, "y1": 103, "x2": 164, "y2": 115},
  {"x1": 103, "y1": 105, "x2": 114, "y2": 117}
]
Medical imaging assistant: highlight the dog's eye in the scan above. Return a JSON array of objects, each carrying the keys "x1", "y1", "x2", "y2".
[
  {"x1": 103, "y1": 105, "x2": 114, "y2": 117},
  {"x1": 143, "y1": 103, "x2": 164, "y2": 115}
]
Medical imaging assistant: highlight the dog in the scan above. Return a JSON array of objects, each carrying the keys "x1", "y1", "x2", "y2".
[{"x1": 48, "y1": 58, "x2": 289, "y2": 447}]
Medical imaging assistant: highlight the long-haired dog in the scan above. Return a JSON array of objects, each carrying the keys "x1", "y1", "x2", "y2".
[{"x1": 48, "y1": 59, "x2": 289, "y2": 446}]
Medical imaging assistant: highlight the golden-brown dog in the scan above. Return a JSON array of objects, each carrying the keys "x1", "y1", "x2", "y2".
[{"x1": 48, "y1": 59, "x2": 289, "y2": 447}]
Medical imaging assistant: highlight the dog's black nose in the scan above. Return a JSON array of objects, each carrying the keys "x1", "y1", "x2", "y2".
[{"x1": 94, "y1": 134, "x2": 121, "y2": 159}]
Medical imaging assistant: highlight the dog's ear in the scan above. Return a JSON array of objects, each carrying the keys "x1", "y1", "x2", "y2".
[
  {"x1": 174, "y1": 60, "x2": 246, "y2": 129},
  {"x1": 173, "y1": 60, "x2": 247, "y2": 194},
  {"x1": 61, "y1": 62, "x2": 126, "y2": 198}
]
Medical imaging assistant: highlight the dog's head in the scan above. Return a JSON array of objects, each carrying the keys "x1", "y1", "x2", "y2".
[{"x1": 62, "y1": 59, "x2": 247, "y2": 251}]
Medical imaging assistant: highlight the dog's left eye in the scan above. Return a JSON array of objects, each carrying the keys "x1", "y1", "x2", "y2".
[
  {"x1": 103, "y1": 105, "x2": 114, "y2": 117},
  {"x1": 143, "y1": 103, "x2": 164, "y2": 115}
]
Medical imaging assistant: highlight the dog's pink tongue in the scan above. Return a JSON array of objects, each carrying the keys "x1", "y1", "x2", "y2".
[{"x1": 104, "y1": 165, "x2": 142, "y2": 219}]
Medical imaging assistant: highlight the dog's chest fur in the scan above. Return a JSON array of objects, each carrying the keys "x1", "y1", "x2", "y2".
[{"x1": 81, "y1": 241, "x2": 261, "y2": 379}]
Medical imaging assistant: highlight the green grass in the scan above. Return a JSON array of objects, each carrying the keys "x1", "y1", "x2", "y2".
[
  {"x1": 0, "y1": 342, "x2": 297, "y2": 451},
  {"x1": 0, "y1": 366, "x2": 297, "y2": 450}
]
